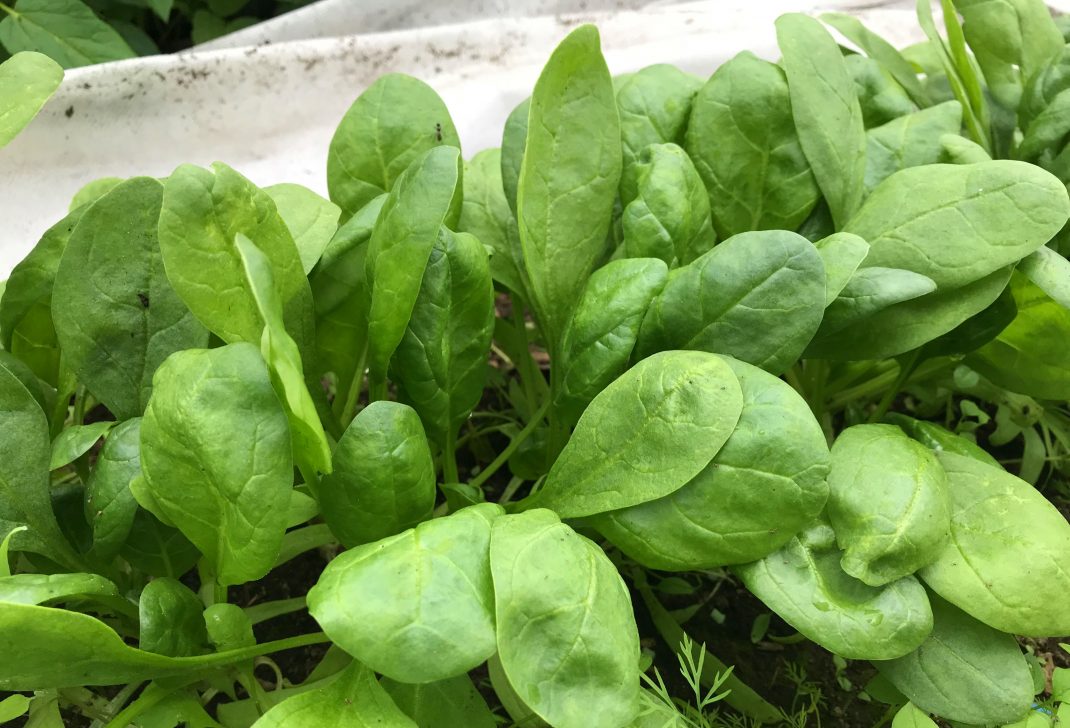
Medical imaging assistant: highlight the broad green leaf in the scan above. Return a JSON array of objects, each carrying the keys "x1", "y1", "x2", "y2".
[
  {"x1": 487, "y1": 654, "x2": 548, "y2": 728},
  {"x1": 554, "y1": 258, "x2": 668, "y2": 426},
  {"x1": 621, "y1": 143, "x2": 716, "y2": 266},
  {"x1": 939, "y1": 133, "x2": 991, "y2": 163},
  {"x1": 636, "y1": 230, "x2": 826, "y2": 374},
  {"x1": 382, "y1": 674, "x2": 496, "y2": 728},
  {"x1": 735, "y1": 521, "x2": 933, "y2": 660},
  {"x1": 969, "y1": 274, "x2": 1070, "y2": 400},
  {"x1": 827, "y1": 424, "x2": 950, "y2": 587},
  {"x1": 616, "y1": 64, "x2": 703, "y2": 206},
  {"x1": 891, "y1": 703, "x2": 938, "y2": 728},
  {"x1": 1018, "y1": 245, "x2": 1070, "y2": 310},
  {"x1": 594, "y1": 355, "x2": 829, "y2": 569},
  {"x1": 919, "y1": 279, "x2": 1017, "y2": 358},
  {"x1": 68, "y1": 176, "x2": 122, "y2": 212},
  {"x1": 0, "y1": 0, "x2": 134, "y2": 68},
  {"x1": 251, "y1": 663, "x2": 415, "y2": 728},
  {"x1": 491, "y1": 509, "x2": 639, "y2": 728},
  {"x1": 49, "y1": 420, "x2": 113, "y2": 470},
  {"x1": 158, "y1": 163, "x2": 315, "y2": 357},
  {"x1": 140, "y1": 343, "x2": 293, "y2": 586},
  {"x1": 820, "y1": 12, "x2": 929, "y2": 106},
  {"x1": 204, "y1": 602, "x2": 254, "y2": 652},
  {"x1": 309, "y1": 194, "x2": 385, "y2": 414},
  {"x1": 364, "y1": 145, "x2": 461, "y2": 391},
  {"x1": 818, "y1": 267, "x2": 937, "y2": 338},
  {"x1": 119, "y1": 510, "x2": 199, "y2": 579},
  {"x1": 318, "y1": 401, "x2": 435, "y2": 548},
  {"x1": 875, "y1": 595, "x2": 1033, "y2": 726},
  {"x1": 85, "y1": 417, "x2": 140, "y2": 561},
  {"x1": 1018, "y1": 88, "x2": 1070, "y2": 162},
  {"x1": 500, "y1": 97, "x2": 529, "y2": 217},
  {"x1": 686, "y1": 51, "x2": 817, "y2": 238},
  {"x1": 0, "y1": 694, "x2": 30, "y2": 722},
  {"x1": 844, "y1": 54, "x2": 915, "y2": 129},
  {"x1": 53, "y1": 177, "x2": 209, "y2": 420},
  {"x1": 0, "y1": 350, "x2": 45, "y2": 413},
  {"x1": 0, "y1": 51, "x2": 61, "y2": 147},
  {"x1": 0, "y1": 363, "x2": 78, "y2": 568},
  {"x1": 392, "y1": 229, "x2": 494, "y2": 445},
  {"x1": 308, "y1": 504, "x2": 502, "y2": 683},
  {"x1": 528, "y1": 350, "x2": 743, "y2": 518},
  {"x1": 234, "y1": 232, "x2": 331, "y2": 476},
  {"x1": 846, "y1": 161, "x2": 1069, "y2": 289},
  {"x1": 138, "y1": 577, "x2": 207, "y2": 657},
  {"x1": 0, "y1": 572, "x2": 119, "y2": 605},
  {"x1": 265, "y1": 183, "x2": 341, "y2": 275},
  {"x1": 864, "y1": 101, "x2": 963, "y2": 190},
  {"x1": 327, "y1": 73, "x2": 459, "y2": 220},
  {"x1": 885, "y1": 414, "x2": 1000, "y2": 466},
  {"x1": 919, "y1": 452, "x2": 1070, "y2": 635},
  {"x1": 517, "y1": 24, "x2": 621, "y2": 351},
  {"x1": 778, "y1": 13, "x2": 866, "y2": 228},
  {"x1": 456, "y1": 148, "x2": 524, "y2": 293},
  {"x1": 814, "y1": 232, "x2": 870, "y2": 306}
]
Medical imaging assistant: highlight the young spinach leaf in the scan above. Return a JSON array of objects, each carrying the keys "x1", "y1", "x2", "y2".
[{"x1": 0, "y1": 51, "x2": 62, "y2": 147}]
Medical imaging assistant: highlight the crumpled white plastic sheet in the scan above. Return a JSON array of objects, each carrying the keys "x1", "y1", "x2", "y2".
[{"x1": 0, "y1": 0, "x2": 925, "y2": 276}]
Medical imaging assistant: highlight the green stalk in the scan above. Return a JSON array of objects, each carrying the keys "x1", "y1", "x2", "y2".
[
  {"x1": 471, "y1": 398, "x2": 550, "y2": 492},
  {"x1": 868, "y1": 348, "x2": 924, "y2": 424},
  {"x1": 442, "y1": 425, "x2": 460, "y2": 484}
]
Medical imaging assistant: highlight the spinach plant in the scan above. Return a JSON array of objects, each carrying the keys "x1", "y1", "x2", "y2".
[{"x1": 1, "y1": 2, "x2": 1070, "y2": 726}]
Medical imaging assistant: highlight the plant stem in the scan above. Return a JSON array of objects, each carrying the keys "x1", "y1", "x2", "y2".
[
  {"x1": 335, "y1": 343, "x2": 367, "y2": 426},
  {"x1": 868, "y1": 349, "x2": 924, "y2": 424},
  {"x1": 246, "y1": 596, "x2": 307, "y2": 625},
  {"x1": 826, "y1": 358, "x2": 952, "y2": 411},
  {"x1": 472, "y1": 398, "x2": 550, "y2": 492},
  {"x1": 442, "y1": 426, "x2": 460, "y2": 484}
]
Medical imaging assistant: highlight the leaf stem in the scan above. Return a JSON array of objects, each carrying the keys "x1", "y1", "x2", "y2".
[
  {"x1": 868, "y1": 349, "x2": 924, "y2": 423},
  {"x1": 472, "y1": 398, "x2": 550, "y2": 492},
  {"x1": 442, "y1": 425, "x2": 460, "y2": 484}
]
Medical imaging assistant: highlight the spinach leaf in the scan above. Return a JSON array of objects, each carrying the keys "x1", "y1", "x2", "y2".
[
  {"x1": 594, "y1": 355, "x2": 829, "y2": 569},
  {"x1": 635, "y1": 230, "x2": 826, "y2": 374},
  {"x1": 364, "y1": 145, "x2": 461, "y2": 395},
  {"x1": 491, "y1": 509, "x2": 640, "y2": 728},
  {"x1": 84, "y1": 417, "x2": 140, "y2": 561},
  {"x1": 0, "y1": 51, "x2": 62, "y2": 147},
  {"x1": 820, "y1": 13, "x2": 930, "y2": 106},
  {"x1": 381, "y1": 674, "x2": 497, "y2": 728},
  {"x1": 500, "y1": 97, "x2": 529, "y2": 217},
  {"x1": 621, "y1": 143, "x2": 716, "y2": 266},
  {"x1": 616, "y1": 64, "x2": 703, "y2": 206},
  {"x1": 457, "y1": 148, "x2": 524, "y2": 294},
  {"x1": 327, "y1": 73, "x2": 460, "y2": 220},
  {"x1": 778, "y1": 13, "x2": 867, "y2": 228},
  {"x1": 139, "y1": 343, "x2": 292, "y2": 586},
  {"x1": 527, "y1": 350, "x2": 743, "y2": 518},
  {"x1": 685, "y1": 52, "x2": 817, "y2": 238},
  {"x1": 864, "y1": 101, "x2": 963, "y2": 191},
  {"x1": 735, "y1": 521, "x2": 933, "y2": 660},
  {"x1": 119, "y1": 510, "x2": 199, "y2": 579},
  {"x1": 0, "y1": 0, "x2": 135, "y2": 68},
  {"x1": 818, "y1": 267, "x2": 938, "y2": 338},
  {"x1": 886, "y1": 413, "x2": 1000, "y2": 466},
  {"x1": 844, "y1": 54, "x2": 915, "y2": 129},
  {"x1": 874, "y1": 595, "x2": 1034, "y2": 726},
  {"x1": 919, "y1": 451, "x2": 1070, "y2": 636},
  {"x1": 50, "y1": 420, "x2": 113, "y2": 470},
  {"x1": 1017, "y1": 244, "x2": 1070, "y2": 310},
  {"x1": 814, "y1": 232, "x2": 870, "y2": 306},
  {"x1": 392, "y1": 229, "x2": 495, "y2": 448},
  {"x1": 828, "y1": 425, "x2": 951, "y2": 586},
  {"x1": 264, "y1": 183, "x2": 341, "y2": 275},
  {"x1": 554, "y1": 258, "x2": 668, "y2": 426},
  {"x1": 318, "y1": 401, "x2": 435, "y2": 548},
  {"x1": 0, "y1": 572, "x2": 119, "y2": 606},
  {"x1": 939, "y1": 132, "x2": 991, "y2": 163},
  {"x1": 516, "y1": 24, "x2": 621, "y2": 351},
  {"x1": 308, "y1": 504, "x2": 501, "y2": 683},
  {"x1": 52, "y1": 177, "x2": 208, "y2": 420},
  {"x1": 138, "y1": 577, "x2": 207, "y2": 657}
]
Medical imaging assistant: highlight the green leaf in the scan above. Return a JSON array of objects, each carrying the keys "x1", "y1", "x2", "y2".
[
  {"x1": 491, "y1": 509, "x2": 640, "y2": 728},
  {"x1": 381, "y1": 674, "x2": 496, "y2": 728},
  {"x1": 158, "y1": 163, "x2": 315, "y2": 358},
  {"x1": 818, "y1": 267, "x2": 938, "y2": 338},
  {"x1": 919, "y1": 452, "x2": 1070, "y2": 636},
  {"x1": 49, "y1": 420, "x2": 113, "y2": 470},
  {"x1": 318, "y1": 401, "x2": 435, "y2": 548},
  {"x1": 528, "y1": 350, "x2": 743, "y2": 518},
  {"x1": 636, "y1": 230, "x2": 826, "y2": 374},
  {"x1": 820, "y1": 12, "x2": 929, "y2": 106},
  {"x1": 891, "y1": 703, "x2": 938, "y2": 728},
  {"x1": 814, "y1": 232, "x2": 870, "y2": 306},
  {"x1": 0, "y1": 0, "x2": 135, "y2": 68},
  {"x1": 846, "y1": 161, "x2": 1069, "y2": 290},
  {"x1": 594, "y1": 355, "x2": 829, "y2": 569},
  {"x1": 685, "y1": 51, "x2": 817, "y2": 239},
  {"x1": 886, "y1": 414, "x2": 1000, "y2": 466},
  {"x1": 554, "y1": 258, "x2": 668, "y2": 426},
  {"x1": 204, "y1": 602, "x2": 254, "y2": 652},
  {"x1": 456, "y1": 148, "x2": 524, "y2": 293},
  {"x1": 864, "y1": 101, "x2": 963, "y2": 191},
  {"x1": 0, "y1": 51, "x2": 60, "y2": 147},
  {"x1": 939, "y1": 132, "x2": 991, "y2": 163},
  {"x1": 139, "y1": 343, "x2": 293, "y2": 586},
  {"x1": 621, "y1": 143, "x2": 716, "y2": 266},
  {"x1": 969, "y1": 273, "x2": 1070, "y2": 400},
  {"x1": 827, "y1": 424, "x2": 950, "y2": 587},
  {"x1": 392, "y1": 229, "x2": 494, "y2": 446},
  {"x1": 777, "y1": 13, "x2": 866, "y2": 228},
  {"x1": 0, "y1": 572, "x2": 119, "y2": 605},
  {"x1": 251, "y1": 662, "x2": 415, "y2": 728},
  {"x1": 874, "y1": 595, "x2": 1033, "y2": 726},
  {"x1": 1018, "y1": 245, "x2": 1070, "y2": 310},
  {"x1": 735, "y1": 521, "x2": 933, "y2": 660},
  {"x1": 84, "y1": 417, "x2": 141, "y2": 561},
  {"x1": 0, "y1": 694, "x2": 30, "y2": 722},
  {"x1": 68, "y1": 176, "x2": 122, "y2": 211},
  {"x1": 234, "y1": 232, "x2": 332, "y2": 476},
  {"x1": 308, "y1": 504, "x2": 502, "y2": 683},
  {"x1": 138, "y1": 577, "x2": 207, "y2": 657},
  {"x1": 52, "y1": 177, "x2": 209, "y2": 420},
  {"x1": 499, "y1": 97, "x2": 529, "y2": 217},
  {"x1": 264, "y1": 183, "x2": 341, "y2": 275},
  {"x1": 616, "y1": 64, "x2": 703, "y2": 206},
  {"x1": 516, "y1": 24, "x2": 621, "y2": 350},
  {"x1": 364, "y1": 145, "x2": 461, "y2": 393},
  {"x1": 119, "y1": 510, "x2": 199, "y2": 579},
  {"x1": 845, "y1": 54, "x2": 915, "y2": 129},
  {"x1": 327, "y1": 73, "x2": 459, "y2": 220}
]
